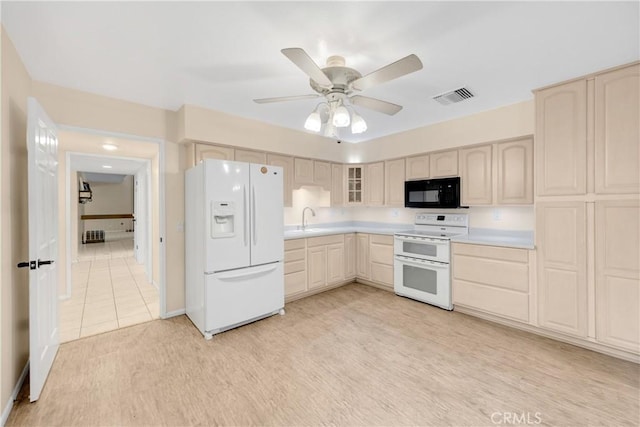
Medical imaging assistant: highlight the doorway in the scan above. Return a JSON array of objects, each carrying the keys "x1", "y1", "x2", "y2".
[{"x1": 58, "y1": 130, "x2": 163, "y2": 342}]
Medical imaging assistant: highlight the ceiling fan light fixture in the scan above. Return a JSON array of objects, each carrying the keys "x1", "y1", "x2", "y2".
[
  {"x1": 304, "y1": 111, "x2": 322, "y2": 132},
  {"x1": 351, "y1": 113, "x2": 367, "y2": 134},
  {"x1": 324, "y1": 122, "x2": 338, "y2": 138},
  {"x1": 332, "y1": 105, "x2": 350, "y2": 128}
]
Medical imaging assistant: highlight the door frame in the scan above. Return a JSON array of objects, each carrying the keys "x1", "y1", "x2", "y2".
[{"x1": 60, "y1": 125, "x2": 167, "y2": 318}]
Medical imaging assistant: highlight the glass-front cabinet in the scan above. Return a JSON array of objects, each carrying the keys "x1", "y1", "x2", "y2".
[{"x1": 347, "y1": 166, "x2": 363, "y2": 204}]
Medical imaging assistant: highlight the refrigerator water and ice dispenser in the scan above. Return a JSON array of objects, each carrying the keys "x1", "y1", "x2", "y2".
[{"x1": 211, "y1": 201, "x2": 235, "y2": 238}]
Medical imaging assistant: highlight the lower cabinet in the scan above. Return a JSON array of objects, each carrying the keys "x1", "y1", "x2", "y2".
[
  {"x1": 369, "y1": 234, "x2": 394, "y2": 288},
  {"x1": 307, "y1": 234, "x2": 345, "y2": 290},
  {"x1": 284, "y1": 239, "x2": 307, "y2": 297},
  {"x1": 452, "y1": 243, "x2": 530, "y2": 322},
  {"x1": 344, "y1": 233, "x2": 357, "y2": 280},
  {"x1": 356, "y1": 234, "x2": 370, "y2": 279}
]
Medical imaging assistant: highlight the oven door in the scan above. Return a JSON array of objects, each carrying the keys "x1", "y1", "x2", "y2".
[
  {"x1": 394, "y1": 255, "x2": 451, "y2": 310},
  {"x1": 394, "y1": 235, "x2": 450, "y2": 263}
]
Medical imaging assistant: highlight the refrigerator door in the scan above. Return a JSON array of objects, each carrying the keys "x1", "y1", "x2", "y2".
[
  {"x1": 205, "y1": 160, "x2": 250, "y2": 272},
  {"x1": 205, "y1": 262, "x2": 284, "y2": 333},
  {"x1": 249, "y1": 164, "x2": 284, "y2": 266}
]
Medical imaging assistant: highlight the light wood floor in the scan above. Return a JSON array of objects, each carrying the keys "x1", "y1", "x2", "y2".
[{"x1": 7, "y1": 284, "x2": 640, "y2": 426}]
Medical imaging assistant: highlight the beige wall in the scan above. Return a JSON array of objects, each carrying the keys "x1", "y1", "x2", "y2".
[
  {"x1": 82, "y1": 175, "x2": 134, "y2": 233},
  {"x1": 1, "y1": 27, "x2": 31, "y2": 410},
  {"x1": 343, "y1": 100, "x2": 534, "y2": 163}
]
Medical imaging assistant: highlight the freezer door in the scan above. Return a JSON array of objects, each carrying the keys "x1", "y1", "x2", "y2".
[
  {"x1": 205, "y1": 160, "x2": 250, "y2": 272},
  {"x1": 205, "y1": 262, "x2": 284, "y2": 333},
  {"x1": 250, "y1": 163, "x2": 284, "y2": 266}
]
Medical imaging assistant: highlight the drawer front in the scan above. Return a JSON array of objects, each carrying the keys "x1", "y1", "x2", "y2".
[
  {"x1": 370, "y1": 234, "x2": 394, "y2": 245},
  {"x1": 285, "y1": 239, "x2": 306, "y2": 250},
  {"x1": 285, "y1": 271, "x2": 307, "y2": 296},
  {"x1": 370, "y1": 243, "x2": 394, "y2": 266},
  {"x1": 284, "y1": 248, "x2": 305, "y2": 263},
  {"x1": 453, "y1": 255, "x2": 528, "y2": 292},
  {"x1": 453, "y1": 279, "x2": 529, "y2": 322},
  {"x1": 371, "y1": 262, "x2": 393, "y2": 286},
  {"x1": 452, "y1": 243, "x2": 528, "y2": 263},
  {"x1": 307, "y1": 234, "x2": 344, "y2": 247},
  {"x1": 284, "y1": 260, "x2": 305, "y2": 275}
]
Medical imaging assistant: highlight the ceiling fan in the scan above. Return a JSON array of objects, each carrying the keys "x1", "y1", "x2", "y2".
[{"x1": 253, "y1": 48, "x2": 423, "y2": 137}]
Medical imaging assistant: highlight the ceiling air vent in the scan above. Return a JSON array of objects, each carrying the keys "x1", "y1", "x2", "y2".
[{"x1": 433, "y1": 87, "x2": 475, "y2": 105}]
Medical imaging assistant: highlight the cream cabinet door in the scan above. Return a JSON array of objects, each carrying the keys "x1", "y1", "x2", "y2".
[
  {"x1": 366, "y1": 162, "x2": 385, "y2": 206},
  {"x1": 267, "y1": 154, "x2": 294, "y2": 207},
  {"x1": 497, "y1": 138, "x2": 533, "y2": 204},
  {"x1": 595, "y1": 200, "x2": 640, "y2": 353},
  {"x1": 594, "y1": 64, "x2": 640, "y2": 195},
  {"x1": 195, "y1": 144, "x2": 235, "y2": 163},
  {"x1": 535, "y1": 79, "x2": 587, "y2": 196},
  {"x1": 536, "y1": 202, "x2": 588, "y2": 337},
  {"x1": 460, "y1": 145, "x2": 492, "y2": 205},
  {"x1": 307, "y1": 246, "x2": 327, "y2": 290},
  {"x1": 294, "y1": 158, "x2": 314, "y2": 187},
  {"x1": 331, "y1": 164, "x2": 344, "y2": 207},
  {"x1": 327, "y1": 243, "x2": 345, "y2": 285},
  {"x1": 344, "y1": 233, "x2": 356, "y2": 279},
  {"x1": 346, "y1": 165, "x2": 364, "y2": 204},
  {"x1": 384, "y1": 158, "x2": 405, "y2": 207},
  {"x1": 430, "y1": 150, "x2": 458, "y2": 178},
  {"x1": 356, "y1": 234, "x2": 370, "y2": 279},
  {"x1": 314, "y1": 161, "x2": 332, "y2": 191},
  {"x1": 235, "y1": 149, "x2": 266, "y2": 164},
  {"x1": 405, "y1": 154, "x2": 429, "y2": 180}
]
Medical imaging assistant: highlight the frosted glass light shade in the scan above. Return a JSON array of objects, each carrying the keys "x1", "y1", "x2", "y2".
[
  {"x1": 332, "y1": 105, "x2": 350, "y2": 127},
  {"x1": 304, "y1": 111, "x2": 322, "y2": 132},
  {"x1": 351, "y1": 114, "x2": 367, "y2": 134}
]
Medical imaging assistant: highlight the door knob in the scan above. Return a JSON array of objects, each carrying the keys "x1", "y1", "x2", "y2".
[{"x1": 17, "y1": 261, "x2": 36, "y2": 270}]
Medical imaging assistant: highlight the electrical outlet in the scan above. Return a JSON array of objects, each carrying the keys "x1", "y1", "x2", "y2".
[
  {"x1": 391, "y1": 209, "x2": 399, "y2": 218},
  {"x1": 492, "y1": 209, "x2": 502, "y2": 221}
]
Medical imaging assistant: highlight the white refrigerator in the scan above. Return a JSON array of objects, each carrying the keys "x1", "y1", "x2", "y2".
[{"x1": 185, "y1": 159, "x2": 284, "y2": 339}]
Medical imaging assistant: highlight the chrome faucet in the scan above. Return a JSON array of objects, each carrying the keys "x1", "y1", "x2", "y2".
[{"x1": 301, "y1": 207, "x2": 316, "y2": 230}]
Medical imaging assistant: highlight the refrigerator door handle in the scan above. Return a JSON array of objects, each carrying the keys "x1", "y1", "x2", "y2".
[
  {"x1": 252, "y1": 186, "x2": 257, "y2": 245},
  {"x1": 216, "y1": 263, "x2": 278, "y2": 281},
  {"x1": 243, "y1": 185, "x2": 248, "y2": 247}
]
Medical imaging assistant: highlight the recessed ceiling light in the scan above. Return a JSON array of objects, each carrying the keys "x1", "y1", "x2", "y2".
[
  {"x1": 102, "y1": 143, "x2": 118, "y2": 151},
  {"x1": 102, "y1": 165, "x2": 113, "y2": 169}
]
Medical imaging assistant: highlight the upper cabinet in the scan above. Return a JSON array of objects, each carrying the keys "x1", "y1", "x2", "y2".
[
  {"x1": 430, "y1": 150, "x2": 458, "y2": 178},
  {"x1": 314, "y1": 161, "x2": 332, "y2": 191},
  {"x1": 535, "y1": 79, "x2": 587, "y2": 196},
  {"x1": 365, "y1": 162, "x2": 385, "y2": 206},
  {"x1": 331, "y1": 163, "x2": 344, "y2": 206},
  {"x1": 235, "y1": 149, "x2": 266, "y2": 164},
  {"x1": 384, "y1": 158, "x2": 405, "y2": 207},
  {"x1": 294, "y1": 158, "x2": 314, "y2": 186},
  {"x1": 195, "y1": 144, "x2": 235, "y2": 163},
  {"x1": 346, "y1": 165, "x2": 364, "y2": 204},
  {"x1": 497, "y1": 138, "x2": 533, "y2": 204},
  {"x1": 594, "y1": 64, "x2": 640, "y2": 194},
  {"x1": 460, "y1": 145, "x2": 492, "y2": 205},
  {"x1": 405, "y1": 154, "x2": 429, "y2": 180},
  {"x1": 267, "y1": 154, "x2": 294, "y2": 207}
]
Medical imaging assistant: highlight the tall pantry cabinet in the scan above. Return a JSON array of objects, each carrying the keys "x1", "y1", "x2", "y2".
[{"x1": 535, "y1": 62, "x2": 639, "y2": 355}]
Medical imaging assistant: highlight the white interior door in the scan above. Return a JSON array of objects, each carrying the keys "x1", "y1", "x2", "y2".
[{"x1": 26, "y1": 98, "x2": 60, "y2": 402}]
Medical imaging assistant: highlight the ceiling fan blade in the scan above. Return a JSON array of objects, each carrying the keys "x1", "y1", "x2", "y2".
[
  {"x1": 281, "y1": 48, "x2": 333, "y2": 88},
  {"x1": 352, "y1": 54, "x2": 423, "y2": 91},
  {"x1": 253, "y1": 94, "x2": 320, "y2": 104},
  {"x1": 350, "y1": 95, "x2": 403, "y2": 116}
]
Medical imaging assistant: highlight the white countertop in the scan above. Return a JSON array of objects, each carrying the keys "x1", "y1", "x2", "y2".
[
  {"x1": 450, "y1": 229, "x2": 535, "y2": 250},
  {"x1": 284, "y1": 223, "x2": 534, "y2": 249}
]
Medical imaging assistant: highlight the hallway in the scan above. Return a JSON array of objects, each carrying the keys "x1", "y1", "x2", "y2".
[{"x1": 60, "y1": 238, "x2": 159, "y2": 342}]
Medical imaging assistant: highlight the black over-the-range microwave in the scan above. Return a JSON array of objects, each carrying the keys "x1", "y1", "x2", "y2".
[{"x1": 404, "y1": 177, "x2": 461, "y2": 209}]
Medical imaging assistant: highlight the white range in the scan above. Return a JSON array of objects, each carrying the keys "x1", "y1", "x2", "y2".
[{"x1": 394, "y1": 213, "x2": 468, "y2": 310}]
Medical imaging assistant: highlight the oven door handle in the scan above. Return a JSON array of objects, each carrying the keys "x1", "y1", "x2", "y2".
[
  {"x1": 394, "y1": 236, "x2": 449, "y2": 245},
  {"x1": 395, "y1": 256, "x2": 449, "y2": 269}
]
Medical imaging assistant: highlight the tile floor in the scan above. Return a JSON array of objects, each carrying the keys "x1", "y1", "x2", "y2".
[{"x1": 60, "y1": 238, "x2": 159, "y2": 342}]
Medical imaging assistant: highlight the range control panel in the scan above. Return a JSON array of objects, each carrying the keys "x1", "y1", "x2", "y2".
[{"x1": 415, "y1": 213, "x2": 468, "y2": 227}]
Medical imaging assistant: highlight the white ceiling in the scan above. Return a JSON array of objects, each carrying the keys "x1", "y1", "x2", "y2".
[{"x1": 3, "y1": 2, "x2": 639, "y2": 143}]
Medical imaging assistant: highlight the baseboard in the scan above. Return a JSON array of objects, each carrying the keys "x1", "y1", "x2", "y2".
[
  {"x1": 285, "y1": 279, "x2": 355, "y2": 303},
  {"x1": 454, "y1": 305, "x2": 640, "y2": 364},
  {"x1": 354, "y1": 278, "x2": 394, "y2": 292},
  {"x1": 151, "y1": 280, "x2": 159, "y2": 291},
  {"x1": 162, "y1": 308, "x2": 186, "y2": 319},
  {"x1": 1, "y1": 362, "x2": 29, "y2": 427}
]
